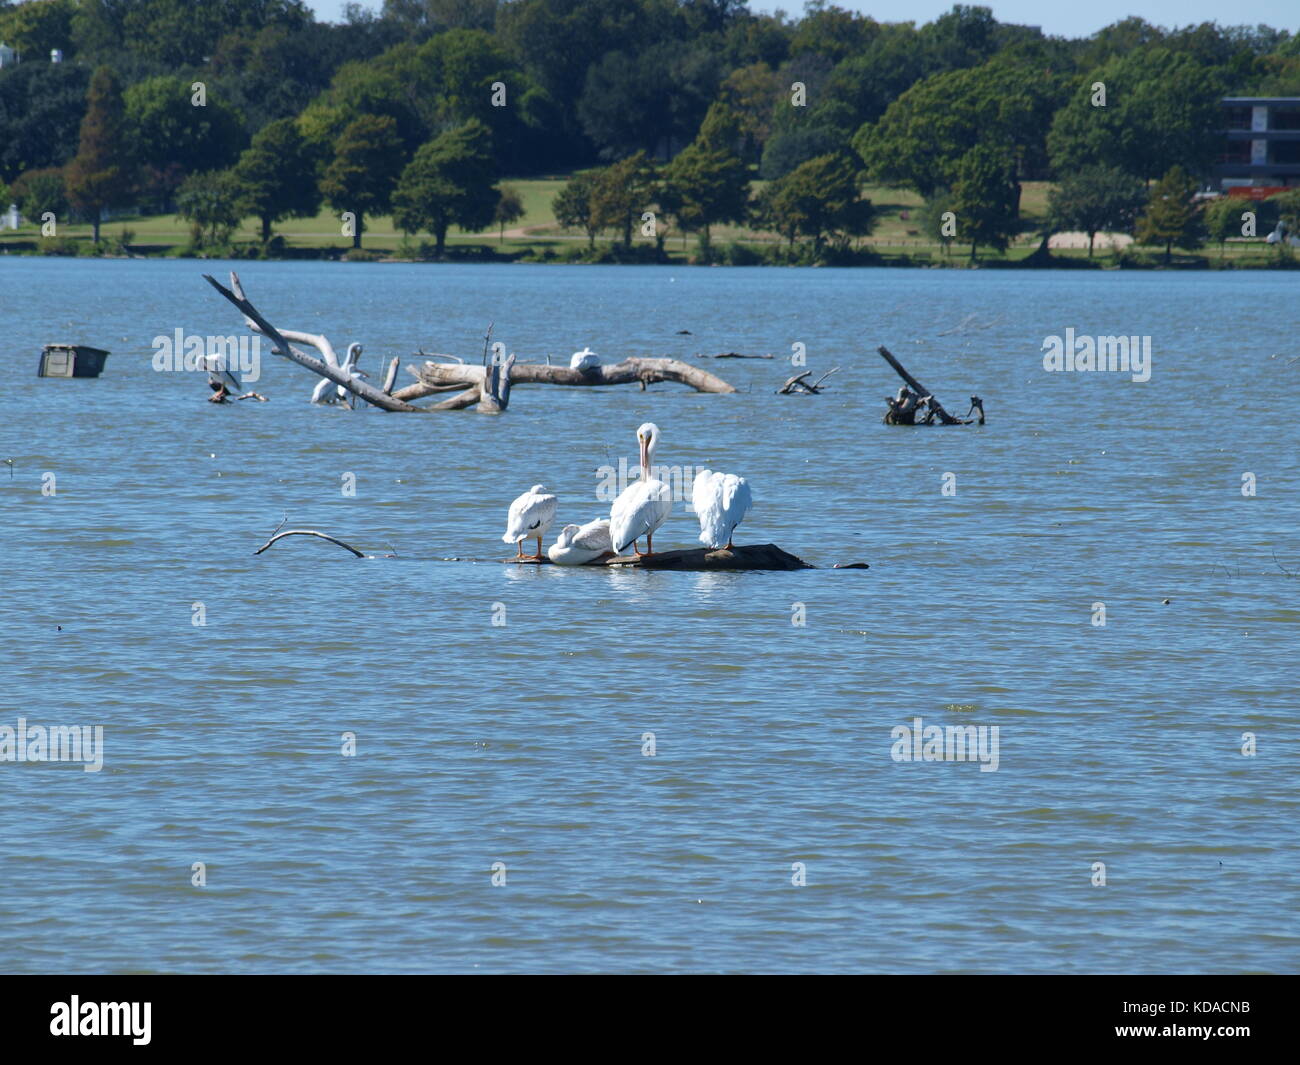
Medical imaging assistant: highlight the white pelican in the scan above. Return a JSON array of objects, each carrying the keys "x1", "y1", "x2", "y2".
[
  {"x1": 203, "y1": 352, "x2": 244, "y2": 398},
  {"x1": 570, "y1": 347, "x2": 600, "y2": 370},
  {"x1": 609, "y1": 422, "x2": 673, "y2": 556},
  {"x1": 503, "y1": 484, "x2": 557, "y2": 560},
  {"x1": 547, "y1": 518, "x2": 612, "y2": 565},
  {"x1": 311, "y1": 343, "x2": 365, "y2": 406},
  {"x1": 692, "y1": 469, "x2": 753, "y2": 550}
]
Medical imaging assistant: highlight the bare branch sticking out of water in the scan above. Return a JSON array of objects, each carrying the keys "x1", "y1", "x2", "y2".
[
  {"x1": 255, "y1": 528, "x2": 367, "y2": 558},
  {"x1": 1272, "y1": 547, "x2": 1297, "y2": 579}
]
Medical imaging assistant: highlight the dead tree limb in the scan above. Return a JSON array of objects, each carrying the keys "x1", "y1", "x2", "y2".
[
  {"x1": 877, "y1": 345, "x2": 962, "y2": 425},
  {"x1": 255, "y1": 529, "x2": 367, "y2": 557},
  {"x1": 382, "y1": 357, "x2": 400, "y2": 395},
  {"x1": 392, "y1": 356, "x2": 736, "y2": 402},
  {"x1": 480, "y1": 353, "x2": 515, "y2": 413},
  {"x1": 777, "y1": 366, "x2": 840, "y2": 394},
  {"x1": 429, "y1": 388, "x2": 481, "y2": 411},
  {"x1": 228, "y1": 273, "x2": 341, "y2": 370},
  {"x1": 204, "y1": 272, "x2": 423, "y2": 413}
]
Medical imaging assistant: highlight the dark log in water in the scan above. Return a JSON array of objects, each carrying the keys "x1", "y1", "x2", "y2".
[
  {"x1": 508, "y1": 543, "x2": 816, "y2": 570},
  {"x1": 608, "y1": 544, "x2": 814, "y2": 569}
]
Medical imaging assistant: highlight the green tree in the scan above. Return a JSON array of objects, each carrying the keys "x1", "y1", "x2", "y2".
[
  {"x1": 578, "y1": 40, "x2": 722, "y2": 160},
  {"x1": 1268, "y1": 190, "x2": 1300, "y2": 243},
  {"x1": 0, "y1": 0, "x2": 75, "y2": 59},
  {"x1": 1135, "y1": 165, "x2": 1205, "y2": 263},
  {"x1": 10, "y1": 167, "x2": 68, "y2": 222},
  {"x1": 659, "y1": 140, "x2": 750, "y2": 258},
  {"x1": 64, "y1": 67, "x2": 133, "y2": 245},
  {"x1": 552, "y1": 169, "x2": 603, "y2": 247},
  {"x1": 918, "y1": 187, "x2": 956, "y2": 256},
  {"x1": 1047, "y1": 50, "x2": 1224, "y2": 182},
  {"x1": 853, "y1": 57, "x2": 1063, "y2": 198},
  {"x1": 755, "y1": 152, "x2": 875, "y2": 252},
  {"x1": 0, "y1": 61, "x2": 88, "y2": 182},
  {"x1": 320, "y1": 114, "x2": 405, "y2": 249},
  {"x1": 696, "y1": 100, "x2": 743, "y2": 153},
  {"x1": 493, "y1": 183, "x2": 524, "y2": 244},
  {"x1": 69, "y1": 0, "x2": 309, "y2": 68},
  {"x1": 391, "y1": 119, "x2": 498, "y2": 257},
  {"x1": 1202, "y1": 195, "x2": 1246, "y2": 258},
  {"x1": 124, "y1": 76, "x2": 246, "y2": 176},
  {"x1": 1047, "y1": 164, "x2": 1147, "y2": 257},
  {"x1": 591, "y1": 151, "x2": 657, "y2": 248},
  {"x1": 175, "y1": 169, "x2": 244, "y2": 248},
  {"x1": 949, "y1": 143, "x2": 1019, "y2": 261},
  {"x1": 232, "y1": 117, "x2": 321, "y2": 242}
]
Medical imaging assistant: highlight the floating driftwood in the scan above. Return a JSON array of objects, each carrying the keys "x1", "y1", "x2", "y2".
[
  {"x1": 204, "y1": 272, "x2": 423, "y2": 412},
  {"x1": 698, "y1": 352, "x2": 774, "y2": 360},
  {"x1": 391, "y1": 356, "x2": 736, "y2": 404},
  {"x1": 252, "y1": 523, "x2": 838, "y2": 571},
  {"x1": 203, "y1": 271, "x2": 737, "y2": 412},
  {"x1": 778, "y1": 367, "x2": 840, "y2": 395},
  {"x1": 255, "y1": 528, "x2": 367, "y2": 557},
  {"x1": 878, "y1": 345, "x2": 984, "y2": 425}
]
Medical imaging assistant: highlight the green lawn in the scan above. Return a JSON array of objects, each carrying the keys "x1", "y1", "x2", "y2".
[{"x1": 0, "y1": 175, "x2": 1290, "y2": 267}]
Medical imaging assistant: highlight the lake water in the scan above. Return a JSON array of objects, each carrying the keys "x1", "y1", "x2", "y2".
[{"x1": 1, "y1": 258, "x2": 1297, "y2": 974}]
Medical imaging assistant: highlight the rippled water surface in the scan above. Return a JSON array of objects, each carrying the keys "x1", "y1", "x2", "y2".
[{"x1": 1, "y1": 259, "x2": 1297, "y2": 973}]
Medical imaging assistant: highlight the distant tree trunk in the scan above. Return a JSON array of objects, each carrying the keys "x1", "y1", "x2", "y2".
[
  {"x1": 969, "y1": 240, "x2": 977, "y2": 263},
  {"x1": 91, "y1": 211, "x2": 101, "y2": 245},
  {"x1": 435, "y1": 222, "x2": 448, "y2": 257},
  {"x1": 351, "y1": 211, "x2": 363, "y2": 249},
  {"x1": 1088, "y1": 231, "x2": 1095, "y2": 258},
  {"x1": 261, "y1": 215, "x2": 272, "y2": 242},
  {"x1": 1164, "y1": 240, "x2": 1172, "y2": 264}
]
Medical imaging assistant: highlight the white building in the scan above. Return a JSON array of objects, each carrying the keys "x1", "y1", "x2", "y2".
[{"x1": 0, "y1": 43, "x2": 18, "y2": 69}]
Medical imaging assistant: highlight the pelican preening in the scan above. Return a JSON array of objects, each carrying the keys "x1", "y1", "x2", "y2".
[
  {"x1": 548, "y1": 518, "x2": 612, "y2": 565},
  {"x1": 609, "y1": 422, "x2": 674, "y2": 556},
  {"x1": 503, "y1": 484, "x2": 558, "y2": 560},
  {"x1": 311, "y1": 343, "x2": 366, "y2": 407},
  {"x1": 570, "y1": 347, "x2": 600, "y2": 370},
  {"x1": 203, "y1": 352, "x2": 244, "y2": 398},
  {"x1": 692, "y1": 469, "x2": 753, "y2": 550},
  {"x1": 504, "y1": 422, "x2": 755, "y2": 563}
]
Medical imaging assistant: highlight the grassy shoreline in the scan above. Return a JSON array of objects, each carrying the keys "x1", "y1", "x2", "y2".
[{"x1": 4, "y1": 179, "x2": 1296, "y2": 269}]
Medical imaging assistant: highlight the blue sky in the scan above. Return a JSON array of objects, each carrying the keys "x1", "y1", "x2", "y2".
[{"x1": 306, "y1": 1, "x2": 1299, "y2": 39}]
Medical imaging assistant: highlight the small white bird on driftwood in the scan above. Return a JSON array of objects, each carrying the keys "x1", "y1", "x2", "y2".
[
  {"x1": 609, "y1": 422, "x2": 673, "y2": 556},
  {"x1": 692, "y1": 469, "x2": 753, "y2": 549},
  {"x1": 503, "y1": 484, "x2": 558, "y2": 560},
  {"x1": 548, "y1": 519, "x2": 612, "y2": 565},
  {"x1": 570, "y1": 347, "x2": 600, "y2": 370}
]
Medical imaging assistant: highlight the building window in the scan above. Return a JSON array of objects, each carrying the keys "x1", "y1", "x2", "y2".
[
  {"x1": 1271, "y1": 140, "x2": 1300, "y2": 164},
  {"x1": 1272, "y1": 107, "x2": 1300, "y2": 131},
  {"x1": 1224, "y1": 106, "x2": 1252, "y2": 130}
]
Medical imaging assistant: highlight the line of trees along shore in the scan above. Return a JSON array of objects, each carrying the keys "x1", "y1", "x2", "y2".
[{"x1": 2, "y1": 1, "x2": 1300, "y2": 260}]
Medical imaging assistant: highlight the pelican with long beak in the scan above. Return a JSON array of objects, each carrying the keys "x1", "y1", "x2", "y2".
[{"x1": 609, "y1": 422, "x2": 673, "y2": 557}]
